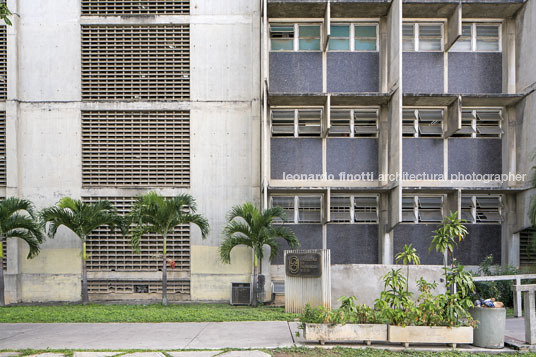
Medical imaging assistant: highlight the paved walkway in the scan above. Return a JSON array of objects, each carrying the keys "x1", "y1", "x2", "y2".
[{"x1": 0, "y1": 319, "x2": 528, "y2": 353}]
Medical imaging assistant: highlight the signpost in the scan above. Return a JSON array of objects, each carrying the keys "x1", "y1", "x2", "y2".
[{"x1": 284, "y1": 249, "x2": 331, "y2": 313}]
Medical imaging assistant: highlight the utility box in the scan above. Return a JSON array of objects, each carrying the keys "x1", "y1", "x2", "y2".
[{"x1": 230, "y1": 282, "x2": 251, "y2": 305}]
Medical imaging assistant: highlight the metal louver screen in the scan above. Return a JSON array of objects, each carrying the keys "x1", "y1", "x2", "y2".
[
  {"x1": 1, "y1": 239, "x2": 6, "y2": 271},
  {"x1": 88, "y1": 279, "x2": 190, "y2": 294},
  {"x1": 82, "y1": 196, "x2": 190, "y2": 272},
  {"x1": 82, "y1": 111, "x2": 190, "y2": 187},
  {"x1": 81, "y1": 25, "x2": 190, "y2": 101},
  {"x1": 82, "y1": 0, "x2": 189, "y2": 16},
  {"x1": 0, "y1": 112, "x2": 5, "y2": 186},
  {"x1": 520, "y1": 228, "x2": 536, "y2": 266},
  {"x1": 0, "y1": 26, "x2": 6, "y2": 100}
]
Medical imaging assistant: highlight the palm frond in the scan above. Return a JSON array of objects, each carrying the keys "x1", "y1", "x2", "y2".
[{"x1": 219, "y1": 235, "x2": 253, "y2": 264}]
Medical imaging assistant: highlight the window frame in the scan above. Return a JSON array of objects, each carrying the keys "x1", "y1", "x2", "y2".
[
  {"x1": 402, "y1": 107, "x2": 445, "y2": 138},
  {"x1": 450, "y1": 22, "x2": 502, "y2": 53},
  {"x1": 269, "y1": 23, "x2": 322, "y2": 52},
  {"x1": 270, "y1": 107, "x2": 323, "y2": 138},
  {"x1": 402, "y1": 22, "x2": 445, "y2": 52},
  {"x1": 461, "y1": 194, "x2": 503, "y2": 224},
  {"x1": 329, "y1": 194, "x2": 379, "y2": 224},
  {"x1": 402, "y1": 194, "x2": 445, "y2": 224},
  {"x1": 327, "y1": 106, "x2": 380, "y2": 138},
  {"x1": 326, "y1": 21, "x2": 380, "y2": 52},
  {"x1": 453, "y1": 107, "x2": 503, "y2": 139},
  {"x1": 270, "y1": 194, "x2": 323, "y2": 224}
]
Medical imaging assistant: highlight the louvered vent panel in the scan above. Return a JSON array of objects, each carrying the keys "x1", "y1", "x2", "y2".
[
  {"x1": 520, "y1": 228, "x2": 536, "y2": 266},
  {"x1": 0, "y1": 26, "x2": 6, "y2": 100},
  {"x1": 87, "y1": 279, "x2": 190, "y2": 294},
  {"x1": 81, "y1": 25, "x2": 190, "y2": 101},
  {"x1": 0, "y1": 112, "x2": 5, "y2": 187},
  {"x1": 82, "y1": 0, "x2": 189, "y2": 16},
  {"x1": 1, "y1": 239, "x2": 6, "y2": 271},
  {"x1": 83, "y1": 196, "x2": 190, "y2": 271},
  {"x1": 82, "y1": 111, "x2": 190, "y2": 187}
]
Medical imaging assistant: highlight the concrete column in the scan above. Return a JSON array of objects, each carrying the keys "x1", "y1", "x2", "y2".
[{"x1": 524, "y1": 290, "x2": 536, "y2": 344}]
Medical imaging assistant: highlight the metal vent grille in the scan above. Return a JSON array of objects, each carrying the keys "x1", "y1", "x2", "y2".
[
  {"x1": 82, "y1": 0, "x2": 189, "y2": 16},
  {"x1": 81, "y1": 25, "x2": 190, "y2": 101},
  {"x1": 82, "y1": 196, "x2": 190, "y2": 271},
  {"x1": 1, "y1": 238, "x2": 6, "y2": 271},
  {"x1": 520, "y1": 228, "x2": 536, "y2": 266},
  {"x1": 82, "y1": 111, "x2": 190, "y2": 187},
  {"x1": 230, "y1": 282, "x2": 251, "y2": 305},
  {"x1": 88, "y1": 279, "x2": 190, "y2": 294}
]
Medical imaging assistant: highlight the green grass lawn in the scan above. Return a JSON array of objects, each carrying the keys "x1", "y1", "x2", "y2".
[{"x1": 0, "y1": 303, "x2": 297, "y2": 323}]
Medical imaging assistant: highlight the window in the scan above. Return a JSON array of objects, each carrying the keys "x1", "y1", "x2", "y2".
[
  {"x1": 272, "y1": 196, "x2": 295, "y2": 223},
  {"x1": 329, "y1": 25, "x2": 350, "y2": 50},
  {"x1": 271, "y1": 109, "x2": 322, "y2": 137},
  {"x1": 270, "y1": 24, "x2": 321, "y2": 51},
  {"x1": 403, "y1": 23, "x2": 443, "y2": 52},
  {"x1": 329, "y1": 195, "x2": 379, "y2": 223},
  {"x1": 270, "y1": 24, "x2": 294, "y2": 51},
  {"x1": 461, "y1": 195, "x2": 502, "y2": 224},
  {"x1": 271, "y1": 195, "x2": 322, "y2": 224},
  {"x1": 453, "y1": 109, "x2": 502, "y2": 138},
  {"x1": 451, "y1": 23, "x2": 501, "y2": 52},
  {"x1": 328, "y1": 108, "x2": 379, "y2": 138},
  {"x1": 355, "y1": 25, "x2": 377, "y2": 51},
  {"x1": 402, "y1": 195, "x2": 444, "y2": 223},
  {"x1": 328, "y1": 23, "x2": 378, "y2": 51},
  {"x1": 403, "y1": 109, "x2": 443, "y2": 138}
]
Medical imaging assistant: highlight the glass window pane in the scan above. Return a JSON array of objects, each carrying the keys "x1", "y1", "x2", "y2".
[
  {"x1": 477, "y1": 25, "x2": 499, "y2": 37},
  {"x1": 476, "y1": 39, "x2": 499, "y2": 51},
  {"x1": 419, "y1": 39, "x2": 441, "y2": 51},
  {"x1": 299, "y1": 25, "x2": 320, "y2": 37},
  {"x1": 355, "y1": 39, "x2": 376, "y2": 51},
  {"x1": 355, "y1": 25, "x2": 376, "y2": 38},
  {"x1": 329, "y1": 39, "x2": 350, "y2": 50},
  {"x1": 402, "y1": 24, "x2": 414, "y2": 37},
  {"x1": 271, "y1": 39, "x2": 293, "y2": 51},
  {"x1": 419, "y1": 25, "x2": 441, "y2": 37},
  {"x1": 331, "y1": 25, "x2": 349, "y2": 37},
  {"x1": 403, "y1": 39, "x2": 414, "y2": 51},
  {"x1": 461, "y1": 24, "x2": 472, "y2": 37},
  {"x1": 299, "y1": 39, "x2": 320, "y2": 50},
  {"x1": 451, "y1": 39, "x2": 471, "y2": 52},
  {"x1": 403, "y1": 24, "x2": 415, "y2": 51}
]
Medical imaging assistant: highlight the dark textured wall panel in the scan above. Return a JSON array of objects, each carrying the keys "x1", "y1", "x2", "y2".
[
  {"x1": 271, "y1": 138, "x2": 322, "y2": 179},
  {"x1": 403, "y1": 52, "x2": 444, "y2": 93},
  {"x1": 403, "y1": 138, "x2": 444, "y2": 176},
  {"x1": 454, "y1": 224, "x2": 501, "y2": 265},
  {"x1": 394, "y1": 224, "x2": 444, "y2": 265},
  {"x1": 448, "y1": 138, "x2": 502, "y2": 176},
  {"x1": 327, "y1": 52, "x2": 379, "y2": 93},
  {"x1": 272, "y1": 224, "x2": 323, "y2": 265},
  {"x1": 327, "y1": 224, "x2": 378, "y2": 264},
  {"x1": 327, "y1": 138, "x2": 378, "y2": 177},
  {"x1": 448, "y1": 53, "x2": 502, "y2": 94},
  {"x1": 269, "y1": 52, "x2": 323, "y2": 93}
]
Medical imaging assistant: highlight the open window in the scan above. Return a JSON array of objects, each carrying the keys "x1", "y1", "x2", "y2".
[
  {"x1": 329, "y1": 195, "x2": 379, "y2": 224},
  {"x1": 328, "y1": 108, "x2": 379, "y2": 138},
  {"x1": 454, "y1": 109, "x2": 502, "y2": 138},
  {"x1": 450, "y1": 23, "x2": 501, "y2": 52},
  {"x1": 461, "y1": 194, "x2": 502, "y2": 224},
  {"x1": 271, "y1": 196, "x2": 296, "y2": 223},
  {"x1": 298, "y1": 196, "x2": 322, "y2": 223},
  {"x1": 271, "y1": 110, "x2": 295, "y2": 137},
  {"x1": 403, "y1": 109, "x2": 444, "y2": 138},
  {"x1": 402, "y1": 195, "x2": 444, "y2": 223},
  {"x1": 270, "y1": 24, "x2": 295, "y2": 51},
  {"x1": 403, "y1": 23, "x2": 443, "y2": 52}
]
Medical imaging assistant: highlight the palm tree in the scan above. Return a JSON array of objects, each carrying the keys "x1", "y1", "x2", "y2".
[
  {"x1": 220, "y1": 203, "x2": 299, "y2": 307},
  {"x1": 40, "y1": 197, "x2": 123, "y2": 305},
  {"x1": 0, "y1": 198, "x2": 44, "y2": 306},
  {"x1": 128, "y1": 192, "x2": 209, "y2": 305}
]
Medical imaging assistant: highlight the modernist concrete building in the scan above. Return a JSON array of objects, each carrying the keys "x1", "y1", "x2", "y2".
[{"x1": 2, "y1": 0, "x2": 536, "y2": 304}]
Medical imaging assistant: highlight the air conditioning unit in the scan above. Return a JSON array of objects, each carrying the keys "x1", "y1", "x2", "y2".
[{"x1": 230, "y1": 282, "x2": 251, "y2": 306}]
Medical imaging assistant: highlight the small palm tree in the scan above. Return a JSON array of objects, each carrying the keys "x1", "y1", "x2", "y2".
[
  {"x1": 395, "y1": 243, "x2": 421, "y2": 292},
  {"x1": 128, "y1": 192, "x2": 209, "y2": 306},
  {"x1": 0, "y1": 198, "x2": 44, "y2": 306},
  {"x1": 40, "y1": 197, "x2": 123, "y2": 305},
  {"x1": 220, "y1": 203, "x2": 299, "y2": 307},
  {"x1": 430, "y1": 211, "x2": 468, "y2": 266}
]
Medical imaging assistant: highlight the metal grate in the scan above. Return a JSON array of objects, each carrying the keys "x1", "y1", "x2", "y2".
[
  {"x1": 0, "y1": 26, "x2": 5, "y2": 100},
  {"x1": 82, "y1": 0, "x2": 189, "y2": 16},
  {"x1": 82, "y1": 111, "x2": 190, "y2": 187},
  {"x1": 87, "y1": 279, "x2": 190, "y2": 294},
  {"x1": 1, "y1": 238, "x2": 6, "y2": 271},
  {"x1": 82, "y1": 196, "x2": 190, "y2": 271},
  {"x1": 520, "y1": 228, "x2": 536, "y2": 266},
  {"x1": 0, "y1": 112, "x2": 5, "y2": 186},
  {"x1": 81, "y1": 25, "x2": 190, "y2": 101}
]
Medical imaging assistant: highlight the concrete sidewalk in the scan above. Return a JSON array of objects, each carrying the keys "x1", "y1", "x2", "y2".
[{"x1": 0, "y1": 320, "x2": 526, "y2": 352}]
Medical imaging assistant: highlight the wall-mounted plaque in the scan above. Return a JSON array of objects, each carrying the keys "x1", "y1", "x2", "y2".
[{"x1": 285, "y1": 252, "x2": 322, "y2": 277}]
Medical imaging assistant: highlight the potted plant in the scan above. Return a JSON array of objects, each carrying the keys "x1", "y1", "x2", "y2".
[{"x1": 300, "y1": 296, "x2": 388, "y2": 345}]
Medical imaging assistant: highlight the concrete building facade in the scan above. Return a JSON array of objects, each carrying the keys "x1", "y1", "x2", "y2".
[{"x1": 2, "y1": 0, "x2": 536, "y2": 305}]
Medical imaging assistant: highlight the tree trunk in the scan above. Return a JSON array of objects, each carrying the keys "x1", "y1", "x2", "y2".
[
  {"x1": 82, "y1": 242, "x2": 88, "y2": 305},
  {"x1": 251, "y1": 251, "x2": 258, "y2": 307},
  {"x1": 162, "y1": 235, "x2": 168, "y2": 306},
  {"x1": 0, "y1": 255, "x2": 5, "y2": 306}
]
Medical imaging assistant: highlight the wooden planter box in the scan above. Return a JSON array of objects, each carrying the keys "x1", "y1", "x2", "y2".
[
  {"x1": 388, "y1": 325, "x2": 473, "y2": 348},
  {"x1": 304, "y1": 323, "x2": 388, "y2": 345}
]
